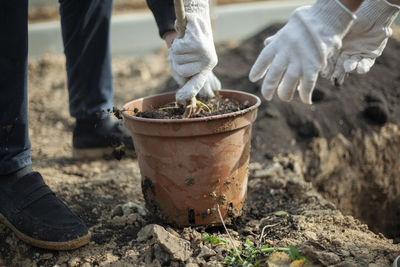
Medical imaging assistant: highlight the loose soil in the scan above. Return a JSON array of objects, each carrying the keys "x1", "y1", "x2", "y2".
[
  {"x1": 134, "y1": 96, "x2": 249, "y2": 119},
  {"x1": 1, "y1": 25, "x2": 400, "y2": 266}
]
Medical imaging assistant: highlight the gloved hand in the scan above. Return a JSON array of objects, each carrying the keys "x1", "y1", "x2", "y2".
[
  {"x1": 170, "y1": 65, "x2": 221, "y2": 98},
  {"x1": 322, "y1": 0, "x2": 400, "y2": 85},
  {"x1": 249, "y1": 0, "x2": 355, "y2": 104},
  {"x1": 168, "y1": 0, "x2": 218, "y2": 103}
]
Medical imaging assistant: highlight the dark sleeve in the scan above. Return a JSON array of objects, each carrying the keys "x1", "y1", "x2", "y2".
[{"x1": 146, "y1": 0, "x2": 176, "y2": 38}]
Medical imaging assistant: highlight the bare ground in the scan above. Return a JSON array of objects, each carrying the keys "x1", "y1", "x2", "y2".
[{"x1": 1, "y1": 26, "x2": 400, "y2": 266}]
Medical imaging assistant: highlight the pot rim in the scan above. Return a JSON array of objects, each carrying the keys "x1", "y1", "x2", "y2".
[{"x1": 122, "y1": 89, "x2": 261, "y2": 124}]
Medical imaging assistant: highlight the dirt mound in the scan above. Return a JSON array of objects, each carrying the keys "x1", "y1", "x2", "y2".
[
  {"x1": 214, "y1": 25, "x2": 400, "y2": 163},
  {"x1": 304, "y1": 124, "x2": 400, "y2": 242},
  {"x1": 216, "y1": 26, "x2": 400, "y2": 244}
]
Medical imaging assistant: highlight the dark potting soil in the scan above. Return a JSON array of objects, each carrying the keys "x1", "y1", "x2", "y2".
[{"x1": 134, "y1": 95, "x2": 249, "y2": 119}]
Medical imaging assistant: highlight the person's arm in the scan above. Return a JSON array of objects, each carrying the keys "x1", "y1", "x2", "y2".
[
  {"x1": 164, "y1": 31, "x2": 178, "y2": 48},
  {"x1": 146, "y1": 0, "x2": 176, "y2": 38},
  {"x1": 389, "y1": 0, "x2": 400, "y2": 5},
  {"x1": 339, "y1": 0, "x2": 364, "y2": 12}
]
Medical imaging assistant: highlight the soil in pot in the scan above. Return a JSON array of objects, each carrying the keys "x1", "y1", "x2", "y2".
[{"x1": 134, "y1": 95, "x2": 250, "y2": 119}]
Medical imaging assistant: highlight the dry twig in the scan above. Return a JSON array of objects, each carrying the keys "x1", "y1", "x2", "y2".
[{"x1": 216, "y1": 204, "x2": 243, "y2": 262}]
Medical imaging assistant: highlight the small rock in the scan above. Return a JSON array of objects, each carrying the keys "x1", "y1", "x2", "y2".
[
  {"x1": 190, "y1": 230, "x2": 202, "y2": 245},
  {"x1": 99, "y1": 253, "x2": 119, "y2": 265},
  {"x1": 335, "y1": 260, "x2": 358, "y2": 267},
  {"x1": 185, "y1": 263, "x2": 199, "y2": 267},
  {"x1": 68, "y1": 257, "x2": 81, "y2": 267},
  {"x1": 40, "y1": 253, "x2": 53, "y2": 260},
  {"x1": 124, "y1": 249, "x2": 139, "y2": 261},
  {"x1": 339, "y1": 249, "x2": 351, "y2": 257},
  {"x1": 137, "y1": 224, "x2": 192, "y2": 262},
  {"x1": 349, "y1": 246, "x2": 359, "y2": 257},
  {"x1": 111, "y1": 205, "x2": 123, "y2": 218},
  {"x1": 248, "y1": 162, "x2": 263, "y2": 171},
  {"x1": 268, "y1": 177, "x2": 287, "y2": 189},
  {"x1": 204, "y1": 262, "x2": 223, "y2": 267},
  {"x1": 214, "y1": 243, "x2": 227, "y2": 254},
  {"x1": 81, "y1": 263, "x2": 91, "y2": 267},
  {"x1": 121, "y1": 202, "x2": 147, "y2": 216},
  {"x1": 252, "y1": 163, "x2": 284, "y2": 179},
  {"x1": 111, "y1": 216, "x2": 126, "y2": 227},
  {"x1": 197, "y1": 247, "x2": 216, "y2": 259},
  {"x1": 181, "y1": 228, "x2": 192, "y2": 241},
  {"x1": 126, "y1": 213, "x2": 139, "y2": 225},
  {"x1": 194, "y1": 257, "x2": 206, "y2": 265},
  {"x1": 267, "y1": 251, "x2": 291, "y2": 265},
  {"x1": 316, "y1": 251, "x2": 341, "y2": 265}
]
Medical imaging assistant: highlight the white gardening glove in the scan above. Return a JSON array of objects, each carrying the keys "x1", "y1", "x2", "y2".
[
  {"x1": 249, "y1": 0, "x2": 355, "y2": 104},
  {"x1": 169, "y1": 0, "x2": 218, "y2": 104},
  {"x1": 322, "y1": 0, "x2": 400, "y2": 85},
  {"x1": 197, "y1": 72, "x2": 221, "y2": 98},
  {"x1": 169, "y1": 65, "x2": 221, "y2": 98}
]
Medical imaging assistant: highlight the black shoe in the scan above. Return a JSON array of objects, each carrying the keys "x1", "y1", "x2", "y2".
[
  {"x1": 0, "y1": 171, "x2": 91, "y2": 250},
  {"x1": 72, "y1": 117, "x2": 135, "y2": 159}
]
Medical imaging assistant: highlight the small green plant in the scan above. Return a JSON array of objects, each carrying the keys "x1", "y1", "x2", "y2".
[
  {"x1": 201, "y1": 232, "x2": 229, "y2": 246},
  {"x1": 288, "y1": 246, "x2": 308, "y2": 263},
  {"x1": 223, "y1": 239, "x2": 308, "y2": 267},
  {"x1": 211, "y1": 205, "x2": 308, "y2": 266},
  {"x1": 274, "y1": 210, "x2": 289, "y2": 216}
]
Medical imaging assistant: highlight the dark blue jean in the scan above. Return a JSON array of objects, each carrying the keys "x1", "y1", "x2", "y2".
[{"x1": 0, "y1": 0, "x2": 114, "y2": 175}]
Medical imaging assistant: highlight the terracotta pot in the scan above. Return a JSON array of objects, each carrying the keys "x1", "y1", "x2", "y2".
[{"x1": 122, "y1": 89, "x2": 261, "y2": 226}]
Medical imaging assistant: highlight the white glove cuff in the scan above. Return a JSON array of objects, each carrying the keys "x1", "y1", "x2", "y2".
[
  {"x1": 359, "y1": 0, "x2": 400, "y2": 27},
  {"x1": 184, "y1": 0, "x2": 209, "y2": 15},
  {"x1": 310, "y1": 0, "x2": 356, "y2": 37}
]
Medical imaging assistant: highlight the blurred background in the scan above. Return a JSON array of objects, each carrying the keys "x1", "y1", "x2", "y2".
[{"x1": 27, "y1": 0, "x2": 314, "y2": 59}]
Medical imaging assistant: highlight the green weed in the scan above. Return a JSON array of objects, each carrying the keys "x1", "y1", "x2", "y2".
[
  {"x1": 201, "y1": 232, "x2": 229, "y2": 246},
  {"x1": 222, "y1": 239, "x2": 308, "y2": 267}
]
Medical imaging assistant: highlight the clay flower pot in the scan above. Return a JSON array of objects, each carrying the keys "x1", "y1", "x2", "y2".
[{"x1": 122, "y1": 89, "x2": 260, "y2": 226}]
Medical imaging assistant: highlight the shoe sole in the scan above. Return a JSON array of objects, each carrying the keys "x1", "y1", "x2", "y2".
[
  {"x1": 0, "y1": 213, "x2": 91, "y2": 250},
  {"x1": 72, "y1": 147, "x2": 136, "y2": 159}
]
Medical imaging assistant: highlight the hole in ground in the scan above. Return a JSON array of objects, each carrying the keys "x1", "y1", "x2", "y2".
[{"x1": 304, "y1": 125, "x2": 400, "y2": 242}]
